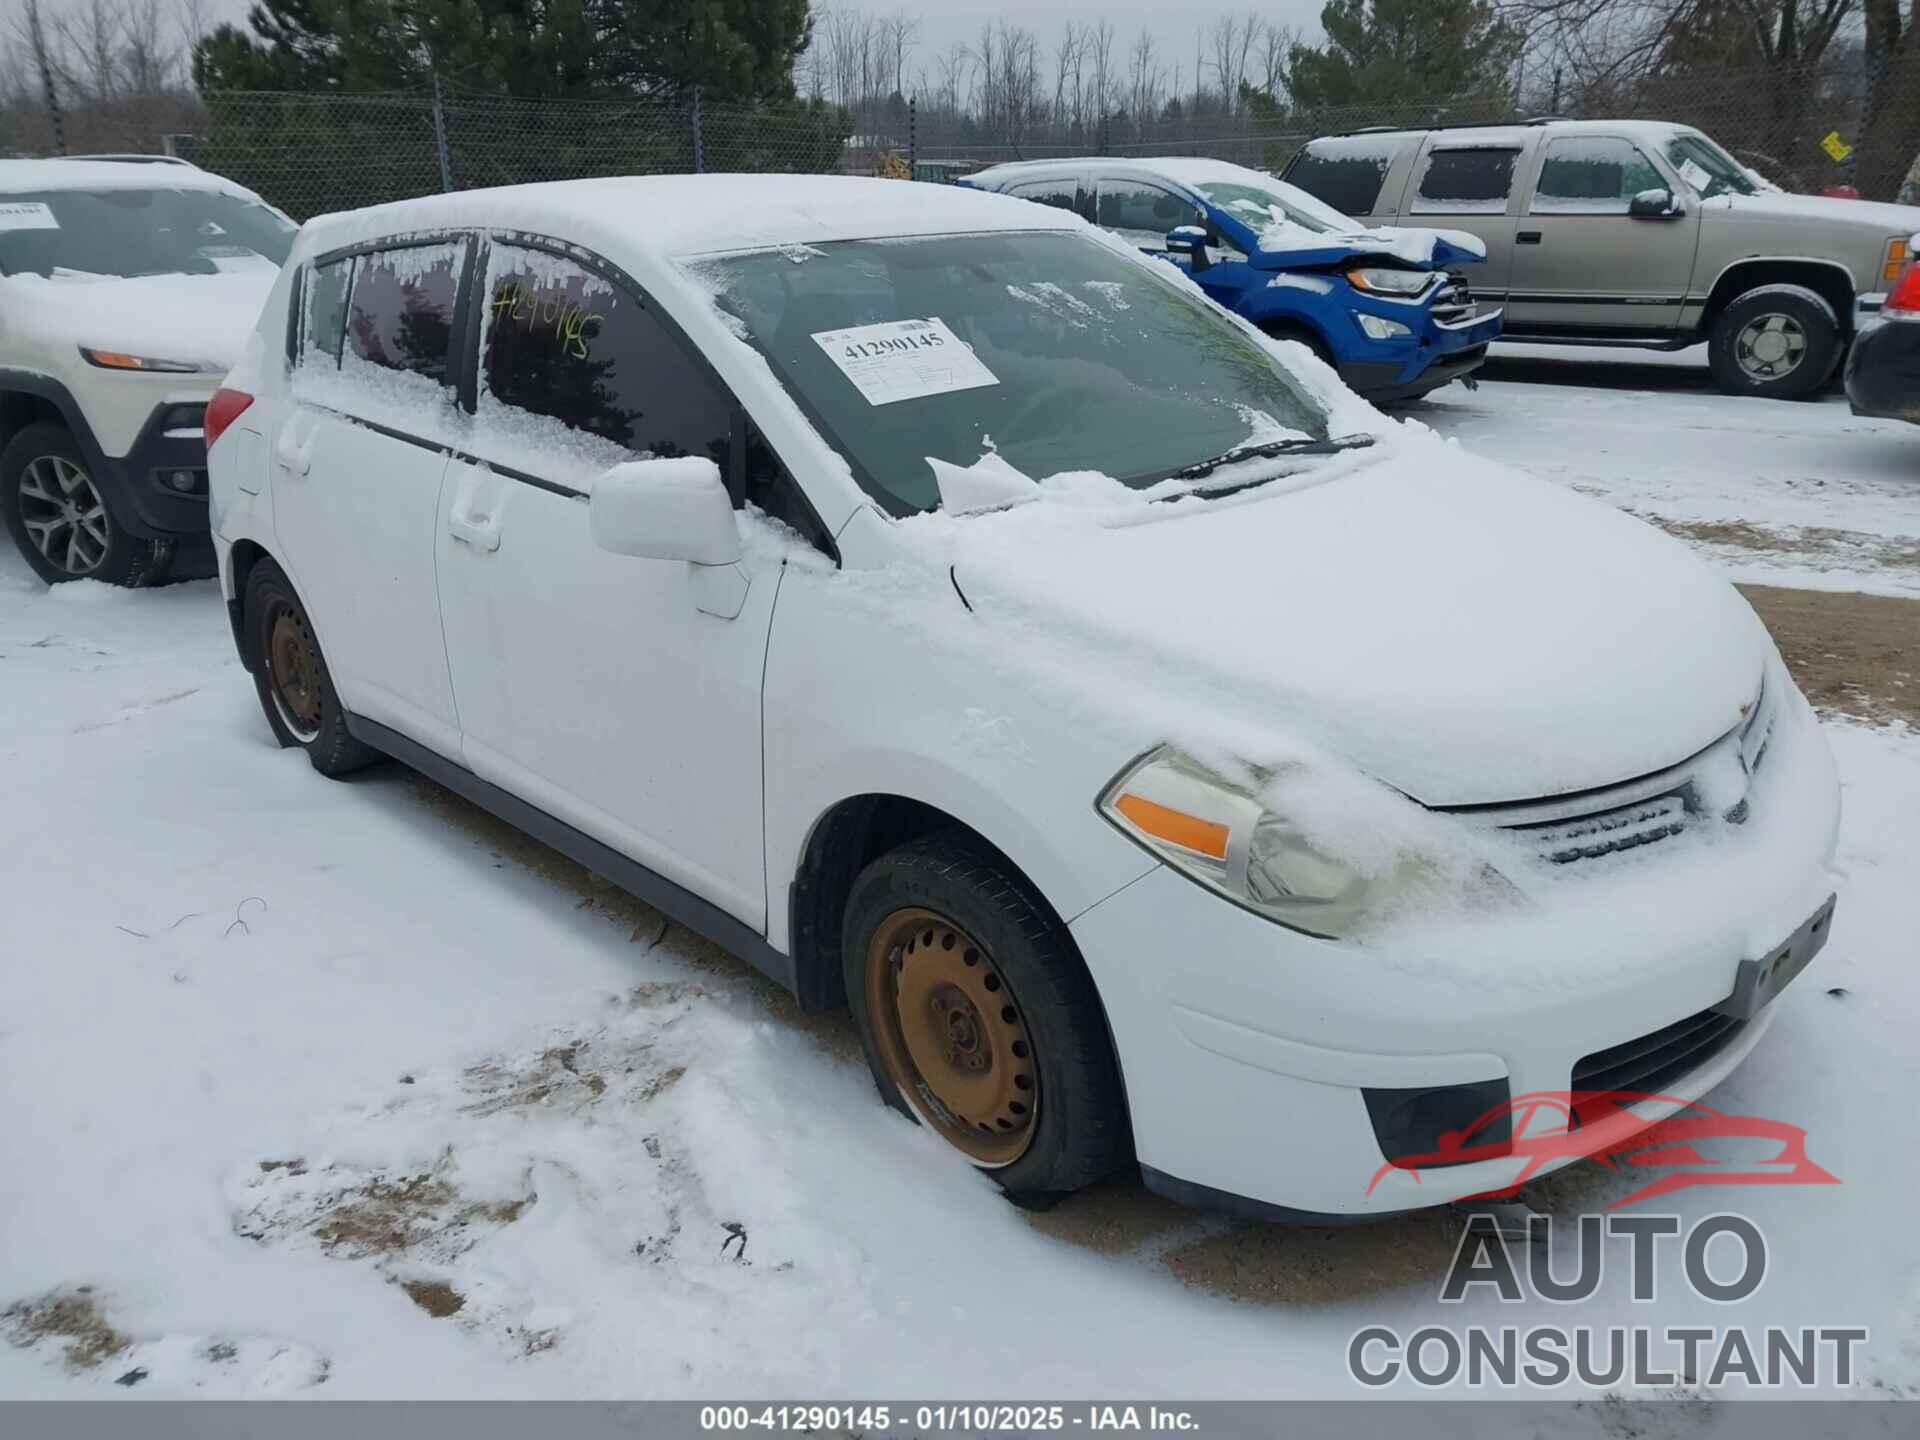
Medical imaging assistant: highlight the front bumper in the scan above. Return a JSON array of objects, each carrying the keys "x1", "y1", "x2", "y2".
[
  {"x1": 1338, "y1": 306, "x2": 1503, "y2": 402},
  {"x1": 1844, "y1": 316, "x2": 1920, "y2": 425},
  {"x1": 1069, "y1": 688, "x2": 1840, "y2": 1219}
]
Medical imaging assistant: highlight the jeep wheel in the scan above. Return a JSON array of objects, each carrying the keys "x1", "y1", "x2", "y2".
[
  {"x1": 243, "y1": 557, "x2": 380, "y2": 776},
  {"x1": 1, "y1": 423, "x2": 166, "y2": 586},
  {"x1": 1707, "y1": 286, "x2": 1841, "y2": 400},
  {"x1": 844, "y1": 832, "x2": 1128, "y2": 1205}
]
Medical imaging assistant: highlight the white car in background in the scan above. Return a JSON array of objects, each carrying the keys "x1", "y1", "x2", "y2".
[
  {"x1": 0, "y1": 157, "x2": 293, "y2": 585},
  {"x1": 206, "y1": 175, "x2": 1840, "y2": 1219}
]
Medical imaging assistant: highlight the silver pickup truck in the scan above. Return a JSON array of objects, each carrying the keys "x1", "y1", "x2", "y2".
[{"x1": 1283, "y1": 118, "x2": 1920, "y2": 399}]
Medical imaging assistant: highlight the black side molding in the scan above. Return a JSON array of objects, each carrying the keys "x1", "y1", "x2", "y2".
[{"x1": 345, "y1": 714, "x2": 800, "y2": 998}]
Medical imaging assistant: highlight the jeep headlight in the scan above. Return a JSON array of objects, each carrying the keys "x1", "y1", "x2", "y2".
[{"x1": 1099, "y1": 747, "x2": 1416, "y2": 939}]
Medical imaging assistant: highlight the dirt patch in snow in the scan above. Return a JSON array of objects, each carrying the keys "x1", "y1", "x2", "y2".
[
  {"x1": 1652, "y1": 515, "x2": 1920, "y2": 589},
  {"x1": 235, "y1": 1156, "x2": 533, "y2": 1261},
  {"x1": 399, "y1": 1279, "x2": 466, "y2": 1318},
  {"x1": 2, "y1": 1286, "x2": 129, "y2": 1372},
  {"x1": 1741, "y1": 584, "x2": 1920, "y2": 728}
]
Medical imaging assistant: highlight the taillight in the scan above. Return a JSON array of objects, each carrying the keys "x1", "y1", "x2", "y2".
[
  {"x1": 1885, "y1": 259, "x2": 1920, "y2": 317},
  {"x1": 203, "y1": 386, "x2": 254, "y2": 450}
]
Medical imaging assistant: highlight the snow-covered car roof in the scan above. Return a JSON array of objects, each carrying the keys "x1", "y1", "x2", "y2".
[
  {"x1": 296, "y1": 175, "x2": 1082, "y2": 264},
  {"x1": 0, "y1": 157, "x2": 266, "y2": 201},
  {"x1": 1324, "y1": 118, "x2": 1696, "y2": 150},
  {"x1": 970, "y1": 156, "x2": 1291, "y2": 193}
]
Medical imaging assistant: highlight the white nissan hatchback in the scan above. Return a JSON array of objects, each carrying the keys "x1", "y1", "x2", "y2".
[{"x1": 207, "y1": 175, "x2": 1840, "y2": 1219}]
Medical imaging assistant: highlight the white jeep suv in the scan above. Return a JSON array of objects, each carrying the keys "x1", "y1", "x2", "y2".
[
  {"x1": 206, "y1": 175, "x2": 1840, "y2": 1218},
  {"x1": 0, "y1": 158, "x2": 293, "y2": 585}
]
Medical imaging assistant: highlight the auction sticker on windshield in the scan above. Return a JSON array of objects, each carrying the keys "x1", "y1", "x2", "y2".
[
  {"x1": 0, "y1": 201, "x2": 59, "y2": 232},
  {"x1": 812, "y1": 317, "x2": 999, "y2": 406}
]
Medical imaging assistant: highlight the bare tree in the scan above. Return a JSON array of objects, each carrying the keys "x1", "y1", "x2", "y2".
[
  {"x1": 1126, "y1": 25, "x2": 1165, "y2": 136},
  {"x1": 1207, "y1": 12, "x2": 1260, "y2": 114}
]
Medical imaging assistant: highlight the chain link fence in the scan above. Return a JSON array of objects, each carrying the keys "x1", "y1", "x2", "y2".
[{"x1": 5, "y1": 66, "x2": 1917, "y2": 218}]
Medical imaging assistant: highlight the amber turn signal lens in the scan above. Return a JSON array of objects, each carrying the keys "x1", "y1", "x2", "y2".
[{"x1": 1113, "y1": 792, "x2": 1231, "y2": 860}]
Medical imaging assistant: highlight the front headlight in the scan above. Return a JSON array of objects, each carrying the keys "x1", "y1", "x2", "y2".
[
  {"x1": 79, "y1": 346, "x2": 212, "y2": 374},
  {"x1": 1346, "y1": 266, "x2": 1434, "y2": 296},
  {"x1": 1356, "y1": 313, "x2": 1412, "y2": 340},
  {"x1": 1099, "y1": 747, "x2": 1406, "y2": 939}
]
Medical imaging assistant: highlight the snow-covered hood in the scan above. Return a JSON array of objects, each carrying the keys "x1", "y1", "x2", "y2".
[
  {"x1": 1, "y1": 267, "x2": 279, "y2": 370},
  {"x1": 1242, "y1": 218, "x2": 1486, "y2": 272},
  {"x1": 1703, "y1": 189, "x2": 1920, "y2": 238},
  {"x1": 946, "y1": 444, "x2": 1766, "y2": 807}
]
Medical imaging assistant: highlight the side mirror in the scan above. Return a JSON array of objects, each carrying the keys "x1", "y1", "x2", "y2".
[
  {"x1": 1165, "y1": 224, "x2": 1212, "y2": 269},
  {"x1": 590, "y1": 456, "x2": 740, "y2": 565},
  {"x1": 1629, "y1": 187, "x2": 1682, "y2": 219}
]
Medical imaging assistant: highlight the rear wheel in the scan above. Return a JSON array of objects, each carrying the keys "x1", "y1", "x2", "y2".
[
  {"x1": 1, "y1": 423, "x2": 166, "y2": 586},
  {"x1": 243, "y1": 557, "x2": 380, "y2": 776},
  {"x1": 1707, "y1": 285, "x2": 1841, "y2": 400},
  {"x1": 844, "y1": 832, "x2": 1128, "y2": 1205}
]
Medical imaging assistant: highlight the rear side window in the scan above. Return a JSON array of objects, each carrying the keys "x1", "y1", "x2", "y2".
[
  {"x1": 481, "y1": 243, "x2": 731, "y2": 467},
  {"x1": 1009, "y1": 178, "x2": 1081, "y2": 214},
  {"x1": 1095, "y1": 180, "x2": 1203, "y2": 241},
  {"x1": 344, "y1": 242, "x2": 463, "y2": 386},
  {"x1": 1285, "y1": 144, "x2": 1392, "y2": 216},
  {"x1": 1410, "y1": 148, "x2": 1519, "y2": 214},
  {"x1": 298, "y1": 257, "x2": 353, "y2": 368},
  {"x1": 1532, "y1": 137, "x2": 1665, "y2": 213}
]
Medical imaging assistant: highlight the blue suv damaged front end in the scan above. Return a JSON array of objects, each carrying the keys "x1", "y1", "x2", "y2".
[{"x1": 1174, "y1": 193, "x2": 1503, "y2": 402}]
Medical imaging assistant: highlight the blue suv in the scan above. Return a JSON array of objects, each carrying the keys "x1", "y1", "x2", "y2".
[{"x1": 964, "y1": 157, "x2": 1503, "y2": 402}]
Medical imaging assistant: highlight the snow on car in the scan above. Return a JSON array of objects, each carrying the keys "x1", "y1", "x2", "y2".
[
  {"x1": 0, "y1": 159, "x2": 295, "y2": 586},
  {"x1": 202, "y1": 173, "x2": 1841, "y2": 1225}
]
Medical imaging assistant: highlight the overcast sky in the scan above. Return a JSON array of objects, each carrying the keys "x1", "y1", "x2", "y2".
[{"x1": 13, "y1": 0, "x2": 1333, "y2": 94}]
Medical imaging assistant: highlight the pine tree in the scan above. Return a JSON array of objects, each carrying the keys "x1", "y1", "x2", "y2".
[{"x1": 1283, "y1": 0, "x2": 1523, "y2": 112}]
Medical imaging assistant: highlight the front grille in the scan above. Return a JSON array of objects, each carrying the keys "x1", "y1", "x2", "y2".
[
  {"x1": 1515, "y1": 792, "x2": 1690, "y2": 865},
  {"x1": 1430, "y1": 279, "x2": 1475, "y2": 321},
  {"x1": 1572, "y1": 1005, "x2": 1748, "y2": 1103}
]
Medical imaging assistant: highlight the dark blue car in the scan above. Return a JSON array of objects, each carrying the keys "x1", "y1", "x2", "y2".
[{"x1": 964, "y1": 157, "x2": 1504, "y2": 402}]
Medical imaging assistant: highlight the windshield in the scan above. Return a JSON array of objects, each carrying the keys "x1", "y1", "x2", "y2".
[
  {"x1": 1197, "y1": 179, "x2": 1356, "y2": 235},
  {"x1": 697, "y1": 231, "x2": 1330, "y2": 515},
  {"x1": 0, "y1": 186, "x2": 294, "y2": 279},
  {"x1": 1663, "y1": 133, "x2": 1757, "y2": 199}
]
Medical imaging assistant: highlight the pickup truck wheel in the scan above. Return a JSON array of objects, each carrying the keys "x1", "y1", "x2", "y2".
[
  {"x1": 1, "y1": 423, "x2": 165, "y2": 586},
  {"x1": 243, "y1": 557, "x2": 380, "y2": 776},
  {"x1": 844, "y1": 832, "x2": 1128, "y2": 1206},
  {"x1": 1707, "y1": 286, "x2": 1841, "y2": 400}
]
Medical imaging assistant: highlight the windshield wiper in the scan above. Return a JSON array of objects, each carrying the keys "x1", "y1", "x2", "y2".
[{"x1": 1168, "y1": 432, "x2": 1375, "y2": 483}]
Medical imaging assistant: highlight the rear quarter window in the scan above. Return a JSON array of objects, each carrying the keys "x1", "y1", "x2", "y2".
[
  {"x1": 298, "y1": 257, "x2": 353, "y2": 368},
  {"x1": 1285, "y1": 142, "x2": 1395, "y2": 216}
]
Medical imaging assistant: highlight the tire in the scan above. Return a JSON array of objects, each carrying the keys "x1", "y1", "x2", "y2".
[
  {"x1": 843, "y1": 831, "x2": 1128, "y2": 1204},
  {"x1": 1707, "y1": 285, "x2": 1842, "y2": 400},
  {"x1": 1, "y1": 422, "x2": 168, "y2": 586},
  {"x1": 242, "y1": 557, "x2": 381, "y2": 777},
  {"x1": 1262, "y1": 322, "x2": 1335, "y2": 368}
]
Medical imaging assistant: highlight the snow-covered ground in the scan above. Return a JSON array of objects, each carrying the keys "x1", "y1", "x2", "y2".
[
  {"x1": 1422, "y1": 356, "x2": 1920, "y2": 598},
  {"x1": 3, "y1": 363, "x2": 1918, "y2": 1405}
]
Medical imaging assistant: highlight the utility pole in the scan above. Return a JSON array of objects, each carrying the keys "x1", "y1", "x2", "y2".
[{"x1": 26, "y1": 0, "x2": 66, "y2": 156}]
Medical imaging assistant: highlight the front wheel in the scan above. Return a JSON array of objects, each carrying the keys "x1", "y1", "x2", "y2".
[
  {"x1": 843, "y1": 832, "x2": 1128, "y2": 1205},
  {"x1": 1707, "y1": 286, "x2": 1841, "y2": 400},
  {"x1": 1, "y1": 423, "x2": 167, "y2": 586}
]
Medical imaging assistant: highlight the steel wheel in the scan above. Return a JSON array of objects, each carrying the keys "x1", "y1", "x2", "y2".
[
  {"x1": 266, "y1": 603, "x2": 324, "y2": 742},
  {"x1": 864, "y1": 906, "x2": 1038, "y2": 1167},
  {"x1": 16, "y1": 455, "x2": 110, "y2": 576},
  {"x1": 1733, "y1": 312, "x2": 1806, "y2": 381}
]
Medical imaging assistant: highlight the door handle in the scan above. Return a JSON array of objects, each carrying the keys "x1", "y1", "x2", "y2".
[
  {"x1": 273, "y1": 433, "x2": 314, "y2": 475},
  {"x1": 448, "y1": 512, "x2": 501, "y2": 552},
  {"x1": 1517, "y1": 230, "x2": 1542, "y2": 244}
]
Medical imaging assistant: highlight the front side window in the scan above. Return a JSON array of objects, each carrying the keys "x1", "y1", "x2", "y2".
[
  {"x1": 1410, "y1": 148, "x2": 1518, "y2": 214},
  {"x1": 481, "y1": 242, "x2": 732, "y2": 468},
  {"x1": 0, "y1": 185, "x2": 293, "y2": 279},
  {"x1": 344, "y1": 242, "x2": 463, "y2": 386},
  {"x1": 1664, "y1": 132, "x2": 1757, "y2": 199},
  {"x1": 1532, "y1": 137, "x2": 1665, "y2": 214},
  {"x1": 695, "y1": 230, "x2": 1331, "y2": 515},
  {"x1": 1096, "y1": 181, "x2": 1204, "y2": 243},
  {"x1": 1284, "y1": 142, "x2": 1393, "y2": 217}
]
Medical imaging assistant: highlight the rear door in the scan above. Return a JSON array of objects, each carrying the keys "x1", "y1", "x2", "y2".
[
  {"x1": 1402, "y1": 139, "x2": 1527, "y2": 304},
  {"x1": 1007, "y1": 172, "x2": 1091, "y2": 223},
  {"x1": 1507, "y1": 134, "x2": 1701, "y2": 334},
  {"x1": 272, "y1": 238, "x2": 471, "y2": 755}
]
